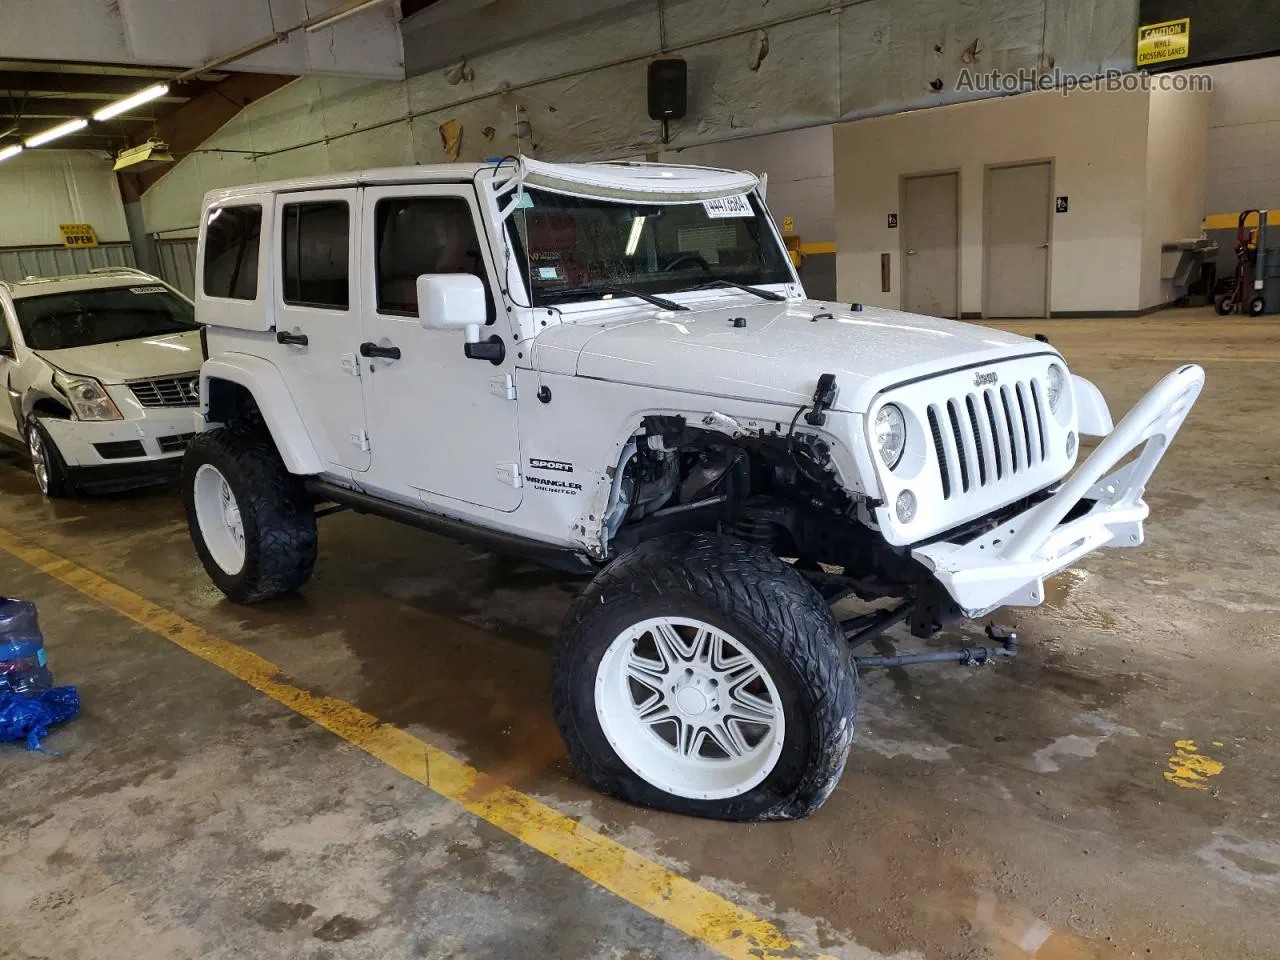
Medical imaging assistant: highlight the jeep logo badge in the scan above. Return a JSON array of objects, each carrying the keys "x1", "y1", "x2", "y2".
[{"x1": 973, "y1": 371, "x2": 998, "y2": 387}]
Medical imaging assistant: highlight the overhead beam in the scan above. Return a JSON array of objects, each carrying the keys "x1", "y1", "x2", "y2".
[
  {"x1": 0, "y1": 72, "x2": 193, "y2": 99},
  {"x1": 0, "y1": 59, "x2": 227, "y2": 81},
  {"x1": 1, "y1": 99, "x2": 169, "y2": 121}
]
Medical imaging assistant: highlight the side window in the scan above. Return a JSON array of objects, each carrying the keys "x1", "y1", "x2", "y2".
[
  {"x1": 282, "y1": 201, "x2": 350, "y2": 310},
  {"x1": 203, "y1": 204, "x2": 262, "y2": 301},
  {"x1": 0, "y1": 310, "x2": 13, "y2": 356},
  {"x1": 374, "y1": 197, "x2": 495, "y2": 322}
]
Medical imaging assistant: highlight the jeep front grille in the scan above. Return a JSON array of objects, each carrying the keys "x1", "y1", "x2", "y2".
[
  {"x1": 128, "y1": 374, "x2": 200, "y2": 408},
  {"x1": 927, "y1": 379, "x2": 1048, "y2": 500}
]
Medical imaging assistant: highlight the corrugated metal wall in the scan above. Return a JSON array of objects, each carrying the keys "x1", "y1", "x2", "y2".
[
  {"x1": 0, "y1": 243, "x2": 136, "y2": 284},
  {"x1": 155, "y1": 238, "x2": 199, "y2": 297}
]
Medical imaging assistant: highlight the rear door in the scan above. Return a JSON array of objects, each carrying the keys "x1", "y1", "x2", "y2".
[
  {"x1": 272, "y1": 189, "x2": 370, "y2": 472},
  {"x1": 358, "y1": 184, "x2": 522, "y2": 511}
]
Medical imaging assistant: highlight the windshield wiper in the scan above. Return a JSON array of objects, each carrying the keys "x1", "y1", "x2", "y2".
[
  {"x1": 691, "y1": 279, "x2": 786, "y2": 302},
  {"x1": 542, "y1": 285, "x2": 690, "y2": 311}
]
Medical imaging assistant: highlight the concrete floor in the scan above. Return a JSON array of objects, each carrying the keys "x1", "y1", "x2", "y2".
[{"x1": 2, "y1": 307, "x2": 1279, "y2": 959}]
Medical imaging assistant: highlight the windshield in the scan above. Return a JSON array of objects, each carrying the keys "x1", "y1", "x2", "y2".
[
  {"x1": 14, "y1": 285, "x2": 198, "y2": 351},
  {"x1": 507, "y1": 188, "x2": 792, "y2": 307}
]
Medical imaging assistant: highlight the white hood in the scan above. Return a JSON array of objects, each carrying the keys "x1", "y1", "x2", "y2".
[
  {"x1": 35, "y1": 330, "x2": 203, "y2": 383},
  {"x1": 536, "y1": 300, "x2": 1050, "y2": 413}
]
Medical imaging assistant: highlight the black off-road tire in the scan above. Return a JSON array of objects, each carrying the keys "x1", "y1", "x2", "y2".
[
  {"x1": 27, "y1": 419, "x2": 74, "y2": 498},
  {"x1": 182, "y1": 426, "x2": 317, "y2": 603},
  {"x1": 1250, "y1": 296, "x2": 1266, "y2": 317},
  {"x1": 553, "y1": 532, "x2": 857, "y2": 821}
]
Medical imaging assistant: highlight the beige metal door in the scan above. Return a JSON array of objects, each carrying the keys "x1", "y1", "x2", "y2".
[
  {"x1": 985, "y1": 162, "x2": 1051, "y2": 318},
  {"x1": 901, "y1": 172, "x2": 959, "y2": 318}
]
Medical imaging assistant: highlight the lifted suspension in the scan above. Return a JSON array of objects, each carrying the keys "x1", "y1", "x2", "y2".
[{"x1": 843, "y1": 605, "x2": 1020, "y2": 668}]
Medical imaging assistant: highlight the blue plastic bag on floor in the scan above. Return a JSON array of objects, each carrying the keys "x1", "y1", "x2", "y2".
[
  {"x1": 0, "y1": 686, "x2": 80, "y2": 752},
  {"x1": 1, "y1": 598, "x2": 78, "y2": 751}
]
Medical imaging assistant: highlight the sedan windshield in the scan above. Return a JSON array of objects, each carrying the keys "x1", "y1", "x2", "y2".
[
  {"x1": 14, "y1": 285, "x2": 198, "y2": 351},
  {"x1": 506, "y1": 188, "x2": 792, "y2": 307}
]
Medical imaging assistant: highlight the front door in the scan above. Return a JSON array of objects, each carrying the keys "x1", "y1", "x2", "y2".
[
  {"x1": 901, "y1": 172, "x2": 960, "y2": 318},
  {"x1": 272, "y1": 189, "x2": 370, "y2": 472},
  {"x1": 359, "y1": 184, "x2": 522, "y2": 513},
  {"x1": 985, "y1": 161, "x2": 1051, "y2": 318},
  {"x1": 0, "y1": 305, "x2": 19, "y2": 440}
]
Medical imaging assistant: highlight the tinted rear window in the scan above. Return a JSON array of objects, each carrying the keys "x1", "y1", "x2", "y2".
[{"x1": 203, "y1": 204, "x2": 262, "y2": 300}]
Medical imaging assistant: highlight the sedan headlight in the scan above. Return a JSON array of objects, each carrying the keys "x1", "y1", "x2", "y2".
[
  {"x1": 874, "y1": 403, "x2": 906, "y2": 469},
  {"x1": 56, "y1": 373, "x2": 123, "y2": 422},
  {"x1": 1046, "y1": 364, "x2": 1066, "y2": 413}
]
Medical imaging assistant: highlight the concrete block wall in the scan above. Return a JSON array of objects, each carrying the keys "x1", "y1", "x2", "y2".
[
  {"x1": 141, "y1": 0, "x2": 1140, "y2": 233},
  {"x1": 1201, "y1": 56, "x2": 1280, "y2": 214}
]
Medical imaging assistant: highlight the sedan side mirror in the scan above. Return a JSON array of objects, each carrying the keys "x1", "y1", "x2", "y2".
[{"x1": 415, "y1": 273, "x2": 506, "y2": 366}]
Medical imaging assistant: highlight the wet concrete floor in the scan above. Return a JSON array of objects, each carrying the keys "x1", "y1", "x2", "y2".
[{"x1": 2, "y1": 308, "x2": 1279, "y2": 959}]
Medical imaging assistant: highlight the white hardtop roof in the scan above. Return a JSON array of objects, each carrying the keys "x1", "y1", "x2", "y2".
[
  {"x1": 3, "y1": 268, "x2": 168, "y2": 300},
  {"x1": 203, "y1": 158, "x2": 760, "y2": 208}
]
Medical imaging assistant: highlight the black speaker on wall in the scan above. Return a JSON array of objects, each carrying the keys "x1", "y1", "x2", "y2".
[{"x1": 647, "y1": 59, "x2": 687, "y2": 120}]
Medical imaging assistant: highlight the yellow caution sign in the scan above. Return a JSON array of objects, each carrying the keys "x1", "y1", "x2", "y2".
[
  {"x1": 1137, "y1": 18, "x2": 1190, "y2": 67},
  {"x1": 58, "y1": 223, "x2": 99, "y2": 248},
  {"x1": 782, "y1": 216, "x2": 794, "y2": 234}
]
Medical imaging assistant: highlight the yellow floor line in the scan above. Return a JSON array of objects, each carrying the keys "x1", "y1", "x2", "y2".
[{"x1": 0, "y1": 526, "x2": 822, "y2": 960}]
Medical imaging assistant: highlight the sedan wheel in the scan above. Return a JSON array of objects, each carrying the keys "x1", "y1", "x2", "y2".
[
  {"x1": 27, "y1": 423, "x2": 49, "y2": 495},
  {"x1": 26, "y1": 420, "x2": 71, "y2": 498}
]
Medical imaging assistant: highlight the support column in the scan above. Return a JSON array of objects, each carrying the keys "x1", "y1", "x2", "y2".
[{"x1": 116, "y1": 172, "x2": 160, "y2": 276}]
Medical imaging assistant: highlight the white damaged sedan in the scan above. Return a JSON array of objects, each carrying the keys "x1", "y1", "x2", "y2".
[{"x1": 0, "y1": 269, "x2": 203, "y2": 496}]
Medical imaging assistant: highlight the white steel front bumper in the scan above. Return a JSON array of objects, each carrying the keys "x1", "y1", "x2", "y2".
[{"x1": 912, "y1": 365, "x2": 1204, "y2": 616}]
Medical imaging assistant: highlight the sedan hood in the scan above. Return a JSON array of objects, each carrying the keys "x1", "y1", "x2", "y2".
[
  {"x1": 35, "y1": 330, "x2": 203, "y2": 383},
  {"x1": 545, "y1": 300, "x2": 1047, "y2": 412}
]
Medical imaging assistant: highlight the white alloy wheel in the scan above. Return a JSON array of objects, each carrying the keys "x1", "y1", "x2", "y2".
[
  {"x1": 595, "y1": 616, "x2": 786, "y2": 800},
  {"x1": 192, "y1": 463, "x2": 246, "y2": 575},
  {"x1": 27, "y1": 424, "x2": 49, "y2": 494}
]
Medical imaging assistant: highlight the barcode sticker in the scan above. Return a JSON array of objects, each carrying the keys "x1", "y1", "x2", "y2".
[
  {"x1": 702, "y1": 195, "x2": 753, "y2": 218},
  {"x1": 130, "y1": 285, "x2": 167, "y2": 294}
]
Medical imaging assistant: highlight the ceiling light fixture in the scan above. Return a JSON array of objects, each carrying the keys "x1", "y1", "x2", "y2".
[
  {"x1": 25, "y1": 118, "x2": 88, "y2": 149},
  {"x1": 0, "y1": 144, "x2": 23, "y2": 163},
  {"x1": 303, "y1": 0, "x2": 390, "y2": 32},
  {"x1": 93, "y1": 83, "x2": 170, "y2": 122}
]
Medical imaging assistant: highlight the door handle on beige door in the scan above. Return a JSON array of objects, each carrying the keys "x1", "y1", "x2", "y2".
[
  {"x1": 276, "y1": 330, "x2": 309, "y2": 346},
  {"x1": 1039, "y1": 242, "x2": 1050, "y2": 249},
  {"x1": 359, "y1": 341, "x2": 402, "y2": 360},
  {"x1": 906, "y1": 249, "x2": 918, "y2": 255}
]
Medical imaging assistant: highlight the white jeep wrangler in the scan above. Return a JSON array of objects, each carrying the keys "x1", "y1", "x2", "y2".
[{"x1": 183, "y1": 157, "x2": 1202, "y2": 820}]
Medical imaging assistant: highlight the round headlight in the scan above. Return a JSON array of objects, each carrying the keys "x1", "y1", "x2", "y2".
[
  {"x1": 1046, "y1": 364, "x2": 1066, "y2": 413},
  {"x1": 874, "y1": 404, "x2": 906, "y2": 469}
]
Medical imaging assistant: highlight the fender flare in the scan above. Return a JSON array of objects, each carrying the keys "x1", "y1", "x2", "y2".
[
  {"x1": 1071, "y1": 374, "x2": 1114, "y2": 437},
  {"x1": 201, "y1": 353, "x2": 325, "y2": 475}
]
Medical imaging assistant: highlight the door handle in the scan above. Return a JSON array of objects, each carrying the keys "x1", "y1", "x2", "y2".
[
  {"x1": 906, "y1": 249, "x2": 918, "y2": 255},
  {"x1": 1039, "y1": 242, "x2": 1050, "y2": 249},
  {"x1": 276, "y1": 330, "x2": 309, "y2": 346},
  {"x1": 360, "y1": 341, "x2": 402, "y2": 360}
]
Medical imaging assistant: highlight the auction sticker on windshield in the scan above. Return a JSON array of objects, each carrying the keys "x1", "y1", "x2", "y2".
[{"x1": 703, "y1": 195, "x2": 752, "y2": 218}]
